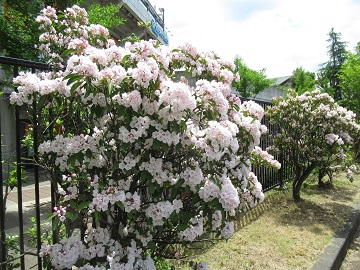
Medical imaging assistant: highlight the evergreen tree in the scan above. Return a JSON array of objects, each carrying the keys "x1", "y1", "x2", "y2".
[{"x1": 317, "y1": 28, "x2": 348, "y2": 101}]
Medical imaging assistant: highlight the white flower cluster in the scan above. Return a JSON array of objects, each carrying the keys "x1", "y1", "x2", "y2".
[
  {"x1": 145, "y1": 199, "x2": 183, "y2": 226},
  {"x1": 325, "y1": 133, "x2": 344, "y2": 145},
  {"x1": 90, "y1": 188, "x2": 140, "y2": 213},
  {"x1": 53, "y1": 205, "x2": 67, "y2": 222},
  {"x1": 39, "y1": 133, "x2": 105, "y2": 171},
  {"x1": 220, "y1": 221, "x2": 235, "y2": 239},
  {"x1": 179, "y1": 215, "x2": 204, "y2": 241},
  {"x1": 40, "y1": 229, "x2": 156, "y2": 270},
  {"x1": 252, "y1": 146, "x2": 282, "y2": 169}
]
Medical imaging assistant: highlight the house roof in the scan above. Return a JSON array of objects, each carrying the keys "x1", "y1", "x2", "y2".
[{"x1": 273, "y1": 75, "x2": 293, "y2": 86}]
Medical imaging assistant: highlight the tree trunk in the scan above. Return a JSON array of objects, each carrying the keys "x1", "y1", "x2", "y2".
[
  {"x1": 292, "y1": 163, "x2": 317, "y2": 202},
  {"x1": 293, "y1": 177, "x2": 305, "y2": 202},
  {"x1": 318, "y1": 168, "x2": 326, "y2": 187}
]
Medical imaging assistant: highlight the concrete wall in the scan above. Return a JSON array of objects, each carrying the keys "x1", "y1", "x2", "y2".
[
  {"x1": 0, "y1": 94, "x2": 16, "y2": 164},
  {"x1": 0, "y1": 64, "x2": 17, "y2": 173},
  {"x1": 253, "y1": 86, "x2": 286, "y2": 102}
]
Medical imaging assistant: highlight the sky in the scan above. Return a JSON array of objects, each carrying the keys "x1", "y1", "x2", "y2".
[{"x1": 149, "y1": 0, "x2": 360, "y2": 78}]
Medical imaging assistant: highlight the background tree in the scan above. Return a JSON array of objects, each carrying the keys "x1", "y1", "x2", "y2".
[
  {"x1": 317, "y1": 28, "x2": 348, "y2": 101},
  {"x1": 85, "y1": 2, "x2": 124, "y2": 29},
  {"x1": 267, "y1": 90, "x2": 358, "y2": 201},
  {"x1": 232, "y1": 57, "x2": 274, "y2": 98},
  {"x1": 338, "y1": 42, "x2": 360, "y2": 121},
  {"x1": 290, "y1": 66, "x2": 316, "y2": 94},
  {"x1": 0, "y1": 0, "x2": 44, "y2": 60},
  {"x1": 0, "y1": 0, "x2": 124, "y2": 60},
  {"x1": 338, "y1": 42, "x2": 360, "y2": 160}
]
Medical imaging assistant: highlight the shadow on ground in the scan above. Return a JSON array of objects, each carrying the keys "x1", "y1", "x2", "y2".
[{"x1": 272, "y1": 183, "x2": 358, "y2": 235}]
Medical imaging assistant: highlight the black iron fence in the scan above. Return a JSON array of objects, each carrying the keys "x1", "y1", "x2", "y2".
[
  {"x1": 0, "y1": 56, "x2": 293, "y2": 269},
  {"x1": 248, "y1": 99, "x2": 294, "y2": 191},
  {"x1": 0, "y1": 56, "x2": 52, "y2": 270}
]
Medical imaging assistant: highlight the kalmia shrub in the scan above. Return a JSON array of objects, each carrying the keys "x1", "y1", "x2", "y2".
[{"x1": 11, "y1": 5, "x2": 280, "y2": 269}]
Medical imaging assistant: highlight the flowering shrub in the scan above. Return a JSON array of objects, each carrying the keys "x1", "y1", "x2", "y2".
[
  {"x1": 11, "y1": 5, "x2": 280, "y2": 269},
  {"x1": 267, "y1": 90, "x2": 359, "y2": 201}
]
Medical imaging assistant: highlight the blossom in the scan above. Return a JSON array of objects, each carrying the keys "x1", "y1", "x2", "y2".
[
  {"x1": 219, "y1": 176, "x2": 240, "y2": 212},
  {"x1": 145, "y1": 200, "x2": 183, "y2": 226},
  {"x1": 220, "y1": 221, "x2": 234, "y2": 239},
  {"x1": 179, "y1": 215, "x2": 204, "y2": 241},
  {"x1": 40, "y1": 237, "x2": 84, "y2": 270}
]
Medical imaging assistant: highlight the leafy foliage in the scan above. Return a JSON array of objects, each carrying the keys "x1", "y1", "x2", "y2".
[
  {"x1": 232, "y1": 57, "x2": 274, "y2": 98},
  {"x1": 0, "y1": 0, "x2": 43, "y2": 60},
  {"x1": 290, "y1": 67, "x2": 316, "y2": 94},
  {"x1": 0, "y1": 0, "x2": 124, "y2": 60},
  {"x1": 338, "y1": 42, "x2": 360, "y2": 121},
  {"x1": 86, "y1": 3, "x2": 125, "y2": 29}
]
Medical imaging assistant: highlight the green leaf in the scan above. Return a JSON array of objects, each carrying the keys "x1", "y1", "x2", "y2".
[
  {"x1": 176, "y1": 223, "x2": 188, "y2": 231},
  {"x1": 148, "y1": 241, "x2": 156, "y2": 251},
  {"x1": 60, "y1": 49, "x2": 74, "y2": 58},
  {"x1": 208, "y1": 198, "x2": 219, "y2": 207},
  {"x1": 85, "y1": 148, "x2": 92, "y2": 158},
  {"x1": 141, "y1": 170, "x2": 151, "y2": 181},
  {"x1": 191, "y1": 196, "x2": 201, "y2": 205},
  {"x1": 52, "y1": 217, "x2": 59, "y2": 231},
  {"x1": 64, "y1": 74, "x2": 84, "y2": 85},
  {"x1": 148, "y1": 182, "x2": 156, "y2": 195},
  {"x1": 45, "y1": 213, "x2": 56, "y2": 221},
  {"x1": 69, "y1": 200, "x2": 78, "y2": 209},
  {"x1": 78, "y1": 201, "x2": 91, "y2": 210},
  {"x1": 121, "y1": 54, "x2": 131, "y2": 65},
  {"x1": 153, "y1": 139, "x2": 161, "y2": 149},
  {"x1": 38, "y1": 95, "x2": 47, "y2": 108},
  {"x1": 66, "y1": 211, "x2": 74, "y2": 220},
  {"x1": 108, "y1": 81, "x2": 114, "y2": 96},
  {"x1": 66, "y1": 211, "x2": 78, "y2": 221},
  {"x1": 77, "y1": 194, "x2": 87, "y2": 201},
  {"x1": 163, "y1": 143, "x2": 170, "y2": 155},
  {"x1": 125, "y1": 108, "x2": 133, "y2": 123},
  {"x1": 116, "y1": 201, "x2": 125, "y2": 211},
  {"x1": 93, "y1": 105, "x2": 104, "y2": 118},
  {"x1": 67, "y1": 154, "x2": 78, "y2": 166},
  {"x1": 70, "y1": 81, "x2": 84, "y2": 95},
  {"x1": 112, "y1": 162, "x2": 119, "y2": 170}
]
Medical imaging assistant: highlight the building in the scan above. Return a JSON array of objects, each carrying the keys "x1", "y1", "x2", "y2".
[
  {"x1": 82, "y1": 0, "x2": 169, "y2": 45},
  {"x1": 253, "y1": 75, "x2": 292, "y2": 102}
]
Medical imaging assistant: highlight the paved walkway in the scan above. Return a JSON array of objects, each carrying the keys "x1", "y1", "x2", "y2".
[
  {"x1": 2, "y1": 171, "x2": 52, "y2": 269},
  {"x1": 4, "y1": 176, "x2": 52, "y2": 230}
]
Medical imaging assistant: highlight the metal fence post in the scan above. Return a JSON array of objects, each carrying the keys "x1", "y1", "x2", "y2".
[
  {"x1": 14, "y1": 64, "x2": 26, "y2": 270},
  {"x1": 32, "y1": 66, "x2": 42, "y2": 270},
  {"x1": 0, "y1": 80, "x2": 7, "y2": 270}
]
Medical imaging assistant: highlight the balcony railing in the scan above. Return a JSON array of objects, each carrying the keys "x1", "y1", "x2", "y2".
[{"x1": 139, "y1": 0, "x2": 164, "y2": 29}]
